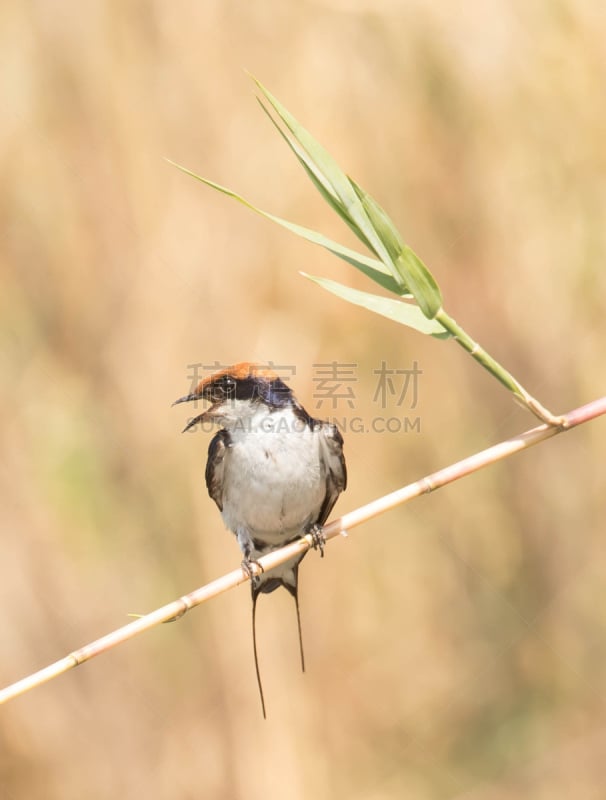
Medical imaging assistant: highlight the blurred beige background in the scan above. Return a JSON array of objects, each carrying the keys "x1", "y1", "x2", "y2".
[{"x1": 1, "y1": 1, "x2": 606, "y2": 798}]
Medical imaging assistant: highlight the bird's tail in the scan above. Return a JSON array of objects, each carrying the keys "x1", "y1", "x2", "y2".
[{"x1": 250, "y1": 557, "x2": 306, "y2": 719}]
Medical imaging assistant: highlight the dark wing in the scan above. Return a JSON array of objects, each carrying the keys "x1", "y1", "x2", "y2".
[
  {"x1": 205, "y1": 429, "x2": 230, "y2": 511},
  {"x1": 315, "y1": 422, "x2": 347, "y2": 525}
]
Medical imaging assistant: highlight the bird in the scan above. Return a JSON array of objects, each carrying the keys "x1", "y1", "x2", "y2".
[{"x1": 174, "y1": 362, "x2": 347, "y2": 717}]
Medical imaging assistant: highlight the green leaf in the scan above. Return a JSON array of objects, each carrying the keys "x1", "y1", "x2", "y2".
[
  {"x1": 302, "y1": 273, "x2": 450, "y2": 339},
  {"x1": 251, "y1": 77, "x2": 448, "y2": 317},
  {"x1": 167, "y1": 159, "x2": 407, "y2": 295},
  {"x1": 329, "y1": 251, "x2": 408, "y2": 296},
  {"x1": 349, "y1": 178, "x2": 405, "y2": 263},
  {"x1": 350, "y1": 178, "x2": 443, "y2": 318},
  {"x1": 251, "y1": 77, "x2": 403, "y2": 282},
  {"x1": 395, "y1": 247, "x2": 443, "y2": 318},
  {"x1": 255, "y1": 100, "x2": 375, "y2": 256}
]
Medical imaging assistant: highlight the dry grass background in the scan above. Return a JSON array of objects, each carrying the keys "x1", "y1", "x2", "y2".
[{"x1": 1, "y1": 1, "x2": 606, "y2": 798}]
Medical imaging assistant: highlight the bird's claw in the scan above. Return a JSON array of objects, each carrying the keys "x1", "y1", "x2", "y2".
[
  {"x1": 242, "y1": 557, "x2": 264, "y2": 589},
  {"x1": 309, "y1": 524, "x2": 326, "y2": 558}
]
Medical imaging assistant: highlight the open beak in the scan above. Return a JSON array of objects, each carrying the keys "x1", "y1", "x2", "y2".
[
  {"x1": 182, "y1": 412, "x2": 206, "y2": 433},
  {"x1": 179, "y1": 401, "x2": 225, "y2": 433},
  {"x1": 172, "y1": 392, "x2": 202, "y2": 407}
]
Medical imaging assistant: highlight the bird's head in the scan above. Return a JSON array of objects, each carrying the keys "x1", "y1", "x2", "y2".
[{"x1": 173, "y1": 362, "x2": 298, "y2": 432}]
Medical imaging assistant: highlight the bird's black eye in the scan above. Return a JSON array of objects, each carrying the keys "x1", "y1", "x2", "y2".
[{"x1": 218, "y1": 375, "x2": 236, "y2": 398}]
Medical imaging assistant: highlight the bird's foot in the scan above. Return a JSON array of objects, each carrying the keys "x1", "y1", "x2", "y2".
[
  {"x1": 241, "y1": 557, "x2": 264, "y2": 589},
  {"x1": 309, "y1": 524, "x2": 326, "y2": 558}
]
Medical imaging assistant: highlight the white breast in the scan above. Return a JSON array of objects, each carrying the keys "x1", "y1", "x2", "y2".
[{"x1": 219, "y1": 406, "x2": 327, "y2": 543}]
